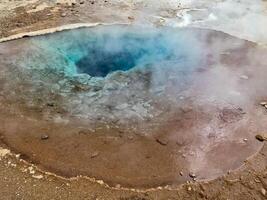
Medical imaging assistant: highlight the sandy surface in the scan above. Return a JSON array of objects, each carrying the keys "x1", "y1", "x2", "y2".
[{"x1": 0, "y1": 0, "x2": 267, "y2": 199}]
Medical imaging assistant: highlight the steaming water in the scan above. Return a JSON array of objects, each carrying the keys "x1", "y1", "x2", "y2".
[
  {"x1": 26, "y1": 26, "x2": 204, "y2": 78},
  {"x1": 0, "y1": 25, "x2": 267, "y2": 188}
]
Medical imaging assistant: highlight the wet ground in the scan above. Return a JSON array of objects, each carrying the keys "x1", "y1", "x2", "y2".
[
  {"x1": 0, "y1": 0, "x2": 267, "y2": 199},
  {"x1": 0, "y1": 25, "x2": 266, "y2": 189}
]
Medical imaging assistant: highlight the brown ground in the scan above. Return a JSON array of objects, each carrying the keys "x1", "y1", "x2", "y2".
[{"x1": 0, "y1": 0, "x2": 267, "y2": 199}]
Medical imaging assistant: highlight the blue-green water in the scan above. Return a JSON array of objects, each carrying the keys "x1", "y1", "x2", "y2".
[{"x1": 28, "y1": 25, "x2": 204, "y2": 78}]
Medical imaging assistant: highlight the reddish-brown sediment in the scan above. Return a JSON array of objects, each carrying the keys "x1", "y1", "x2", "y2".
[{"x1": 0, "y1": 27, "x2": 266, "y2": 189}]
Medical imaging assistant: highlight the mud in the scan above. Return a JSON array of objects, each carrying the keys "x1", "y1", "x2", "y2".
[{"x1": 0, "y1": 26, "x2": 266, "y2": 189}]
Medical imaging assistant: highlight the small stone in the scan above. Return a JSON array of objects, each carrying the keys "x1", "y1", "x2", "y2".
[
  {"x1": 28, "y1": 166, "x2": 35, "y2": 174},
  {"x1": 180, "y1": 171, "x2": 184, "y2": 176},
  {"x1": 187, "y1": 186, "x2": 192, "y2": 191},
  {"x1": 91, "y1": 151, "x2": 99, "y2": 158},
  {"x1": 0, "y1": 148, "x2": 10, "y2": 157},
  {"x1": 260, "y1": 102, "x2": 267, "y2": 106},
  {"x1": 41, "y1": 135, "x2": 49, "y2": 140},
  {"x1": 46, "y1": 102, "x2": 54, "y2": 107},
  {"x1": 261, "y1": 188, "x2": 266, "y2": 196},
  {"x1": 155, "y1": 138, "x2": 168, "y2": 146},
  {"x1": 32, "y1": 175, "x2": 43, "y2": 179},
  {"x1": 61, "y1": 13, "x2": 67, "y2": 17},
  {"x1": 96, "y1": 180, "x2": 104, "y2": 185},
  {"x1": 255, "y1": 134, "x2": 267, "y2": 142},
  {"x1": 189, "y1": 172, "x2": 196, "y2": 178},
  {"x1": 254, "y1": 178, "x2": 261, "y2": 183},
  {"x1": 199, "y1": 184, "x2": 206, "y2": 191},
  {"x1": 243, "y1": 138, "x2": 248, "y2": 142},
  {"x1": 240, "y1": 75, "x2": 249, "y2": 80}
]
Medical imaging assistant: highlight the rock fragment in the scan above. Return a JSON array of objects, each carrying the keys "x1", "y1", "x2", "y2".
[
  {"x1": 255, "y1": 134, "x2": 267, "y2": 142},
  {"x1": 260, "y1": 102, "x2": 267, "y2": 106},
  {"x1": 155, "y1": 137, "x2": 168, "y2": 146},
  {"x1": 189, "y1": 172, "x2": 196, "y2": 178},
  {"x1": 91, "y1": 151, "x2": 99, "y2": 158},
  {"x1": 41, "y1": 134, "x2": 49, "y2": 140},
  {"x1": 32, "y1": 175, "x2": 44, "y2": 179},
  {"x1": 0, "y1": 148, "x2": 10, "y2": 157},
  {"x1": 261, "y1": 188, "x2": 266, "y2": 196}
]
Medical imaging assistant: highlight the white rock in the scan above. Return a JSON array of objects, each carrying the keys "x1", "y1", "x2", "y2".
[{"x1": 0, "y1": 148, "x2": 10, "y2": 157}]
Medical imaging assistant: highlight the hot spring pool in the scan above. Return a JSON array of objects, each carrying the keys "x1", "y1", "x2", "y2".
[
  {"x1": 18, "y1": 25, "x2": 204, "y2": 78},
  {"x1": 0, "y1": 25, "x2": 266, "y2": 188}
]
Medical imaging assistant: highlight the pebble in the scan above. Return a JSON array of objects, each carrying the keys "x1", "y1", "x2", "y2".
[
  {"x1": 255, "y1": 134, "x2": 267, "y2": 142},
  {"x1": 41, "y1": 134, "x2": 49, "y2": 140},
  {"x1": 200, "y1": 184, "x2": 206, "y2": 191},
  {"x1": 260, "y1": 102, "x2": 267, "y2": 106},
  {"x1": 28, "y1": 166, "x2": 35, "y2": 174},
  {"x1": 91, "y1": 151, "x2": 99, "y2": 158},
  {"x1": 240, "y1": 75, "x2": 249, "y2": 80},
  {"x1": 32, "y1": 175, "x2": 43, "y2": 179},
  {"x1": 46, "y1": 102, "x2": 54, "y2": 107},
  {"x1": 180, "y1": 171, "x2": 184, "y2": 176},
  {"x1": 61, "y1": 13, "x2": 67, "y2": 17},
  {"x1": 189, "y1": 172, "x2": 196, "y2": 178},
  {"x1": 96, "y1": 180, "x2": 104, "y2": 185},
  {"x1": 261, "y1": 188, "x2": 266, "y2": 196},
  {"x1": 0, "y1": 148, "x2": 10, "y2": 157},
  {"x1": 155, "y1": 138, "x2": 168, "y2": 146},
  {"x1": 254, "y1": 178, "x2": 261, "y2": 183}
]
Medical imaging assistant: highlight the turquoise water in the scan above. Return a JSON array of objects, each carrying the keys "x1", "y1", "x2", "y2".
[{"x1": 27, "y1": 25, "x2": 204, "y2": 78}]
